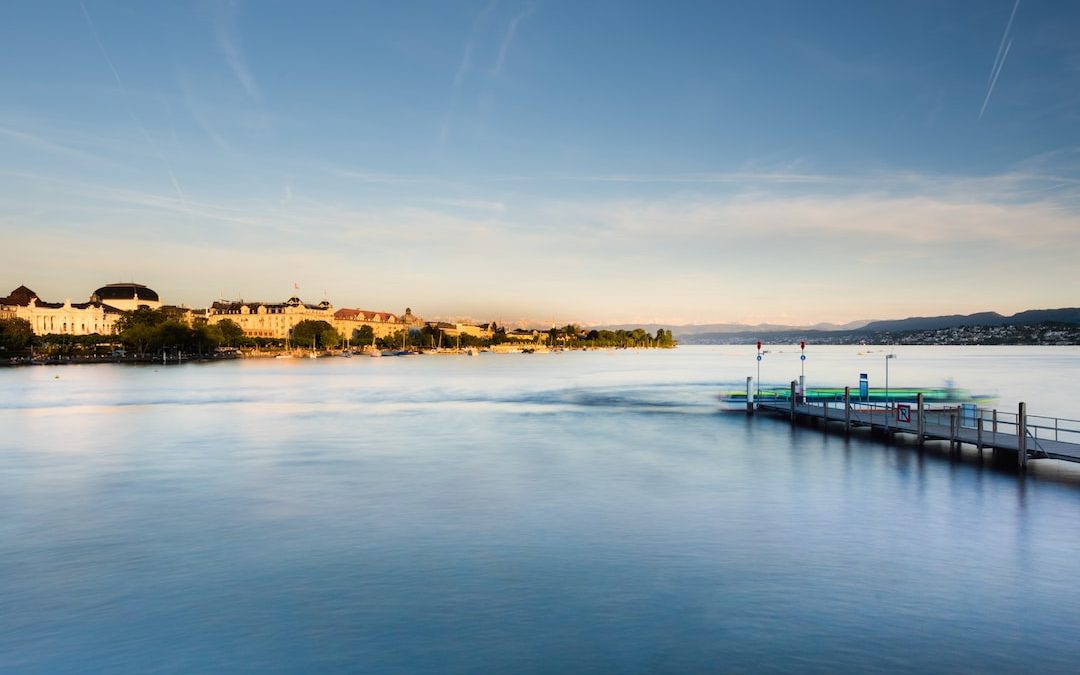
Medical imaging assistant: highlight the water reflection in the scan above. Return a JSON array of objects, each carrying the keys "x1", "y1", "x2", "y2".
[{"x1": 2, "y1": 348, "x2": 1080, "y2": 673}]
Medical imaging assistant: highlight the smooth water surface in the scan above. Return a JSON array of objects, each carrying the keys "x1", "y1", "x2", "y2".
[{"x1": 2, "y1": 346, "x2": 1080, "y2": 673}]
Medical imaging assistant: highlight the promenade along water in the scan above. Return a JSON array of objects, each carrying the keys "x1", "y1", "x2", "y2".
[{"x1": 2, "y1": 346, "x2": 1080, "y2": 673}]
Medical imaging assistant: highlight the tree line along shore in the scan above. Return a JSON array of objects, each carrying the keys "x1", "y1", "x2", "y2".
[{"x1": 0, "y1": 309, "x2": 677, "y2": 364}]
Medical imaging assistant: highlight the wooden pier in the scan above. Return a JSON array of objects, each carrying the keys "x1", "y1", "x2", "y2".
[{"x1": 753, "y1": 382, "x2": 1080, "y2": 471}]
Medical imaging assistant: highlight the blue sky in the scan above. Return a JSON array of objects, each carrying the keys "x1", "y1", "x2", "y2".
[{"x1": 2, "y1": 1, "x2": 1078, "y2": 325}]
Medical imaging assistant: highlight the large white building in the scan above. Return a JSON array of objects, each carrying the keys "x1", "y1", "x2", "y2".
[{"x1": 0, "y1": 282, "x2": 163, "y2": 336}]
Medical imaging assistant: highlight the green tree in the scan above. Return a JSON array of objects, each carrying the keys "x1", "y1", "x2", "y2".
[
  {"x1": 216, "y1": 319, "x2": 244, "y2": 346},
  {"x1": 320, "y1": 326, "x2": 342, "y2": 349},
  {"x1": 377, "y1": 329, "x2": 405, "y2": 350},
  {"x1": 291, "y1": 320, "x2": 337, "y2": 348},
  {"x1": 351, "y1": 325, "x2": 375, "y2": 347},
  {"x1": 0, "y1": 317, "x2": 34, "y2": 354}
]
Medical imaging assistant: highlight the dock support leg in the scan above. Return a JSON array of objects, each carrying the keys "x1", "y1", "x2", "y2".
[
  {"x1": 790, "y1": 381, "x2": 797, "y2": 425},
  {"x1": 1018, "y1": 402, "x2": 1027, "y2": 472},
  {"x1": 992, "y1": 409, "x2": 999, "y2": 462},
  {"x1": 844, "y1": 387, "x2": 851, "y2": 434},
  {"x1": 916, "y1": 393, "x2": 924, "y2": 448},
  {"x1": 977, "y1": 412, "x2": 983, "y2": 454},
  {"x1": 950, "y1": 413, "x2": 958, "y2": 454}
]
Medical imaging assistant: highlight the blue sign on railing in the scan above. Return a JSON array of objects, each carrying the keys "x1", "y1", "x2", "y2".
[
  {"x1": 961, "y1": 403, "x2": 977, "y2": 429},
  {"x1": 859, "y1": 373, "x2": 868, "y2": 401}
]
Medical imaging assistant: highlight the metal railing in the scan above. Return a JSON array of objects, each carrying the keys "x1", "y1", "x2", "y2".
[{"x1": 762, "y1": 395, "x2": 1080, "y2": 457}]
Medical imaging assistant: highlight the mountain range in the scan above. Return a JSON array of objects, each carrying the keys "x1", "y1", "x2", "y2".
[{"x1": 593, "y1": 308, "x2": 1080, "y2": 343}]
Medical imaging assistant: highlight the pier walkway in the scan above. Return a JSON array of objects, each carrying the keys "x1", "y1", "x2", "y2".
[{"x1": 753, "y1": 386, "x2": 1080, "y2": 470}]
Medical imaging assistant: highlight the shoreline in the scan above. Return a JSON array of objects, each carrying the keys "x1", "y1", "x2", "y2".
[{"x1": 0, "y1": 344, "x2": 675, "y2": 367}]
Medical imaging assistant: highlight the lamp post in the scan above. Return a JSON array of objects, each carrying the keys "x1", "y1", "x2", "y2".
[{"x1": 885, "y1": 353, "x2": 897, "y2": 422}]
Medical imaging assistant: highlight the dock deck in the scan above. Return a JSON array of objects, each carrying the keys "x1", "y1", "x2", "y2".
[{"x1": 753, "y1": 390, "x2": 1080, "y2": 469}]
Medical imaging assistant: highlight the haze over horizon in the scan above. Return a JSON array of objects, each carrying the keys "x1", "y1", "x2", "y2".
[{"x1": 3, "y1": 1, "x2": 1078, "y2": 325}]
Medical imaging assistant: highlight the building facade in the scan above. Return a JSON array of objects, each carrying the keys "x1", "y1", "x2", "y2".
[
  {"x1": 206, "y1": 296, "x2": 336, "y2": 339},
  {"x1": 333, "y1": 308, "x2": 409, "y2": 340},
  {"x1": 1, "y1": 285, "x2": 125, "y2": 336},
  {"x1": 425, "y1": 321, "x2": 495, "y2": 340}
]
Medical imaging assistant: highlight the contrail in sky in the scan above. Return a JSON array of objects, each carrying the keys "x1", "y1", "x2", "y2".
[
  {"x1": 979, "y1": 0, "x2": 1020, "y2": 120},
  {"x1": 79, "y1": 1, "x2": 186, "y2": 200},
  {"x1": 494, "y1": 3, "x2": 534, "y2": 75},
  {"x1": 988, "y1": 0, "x2": 1020, "y2": 84},
  {"x1": 441, "y1": 0, "x2": 499, "y2": 147}
]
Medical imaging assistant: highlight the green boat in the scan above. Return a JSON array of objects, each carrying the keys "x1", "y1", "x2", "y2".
[{"x1": 720, "y1": 386, "x2": 993, "y2": 407}]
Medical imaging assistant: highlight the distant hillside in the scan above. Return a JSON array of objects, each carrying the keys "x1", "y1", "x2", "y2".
[
  {"x1": 592, "y1": 320, "x2": 870, "y2": 337},
  {"x1": 595, "y1": 309, "x2": 1080, "y2": 344},
  {"x1": 861, "y1": 308, "x2": 1080, "y2": 333},
  {"x1": 1007, "y1": 308, "x2": 1080, "y2": 325},
  {"x1": 861, "y1": 312, "x2": 1008, "y2": 332},
  {"x1": 679, "y1": 307, "x2": 1080, "y2": 345}
]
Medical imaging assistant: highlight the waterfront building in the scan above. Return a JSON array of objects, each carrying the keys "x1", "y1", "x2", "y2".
[
  {"x1": 206, "y1": 296, "x2": 336, "y2": 339},
  {"x1": 425, "y1": 321, "x2": 495, "y2": 340},
  {"x1": 333, "y1": 308, "x2": 407, "y2": 340},
  {"x1": 1, "y1": 285, "x2": 125, "y2": 335},
  {"x1": 504, "y1": 328, "x2": 547, "y2": 343},
  {"x1": 208, "y1": 297, "x2": 423, "y2": 342}
]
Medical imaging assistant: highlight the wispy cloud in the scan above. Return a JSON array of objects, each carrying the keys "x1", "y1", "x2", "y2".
[
  {"x1": 427, "y1": 197, "x2": 506, "y2": 212},
  {"x1": 214, "y1": 3, "x2": 260, "y2": 99},
  {"x1": 979, "y1": 0, "x2": 1021, "y2": 120},
  {"x1": 494, "y1": 3, "x2": 533, "y2": 75},
  {"x1": 491, "y1": 171, "x2": 847, "y2": 185},
  {"x1": 326, "y1": 167, "x2": 443, "y2": 186},
  {"x1": 0, "y1": 125, "x2": 119, "y2": 166}
]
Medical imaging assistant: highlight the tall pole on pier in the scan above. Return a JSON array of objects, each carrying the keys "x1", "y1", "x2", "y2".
[
  {"x1": 799, "y1": 340, "x2": 806, "y2": 403},
  {"x1": 756, "y1": 340, "x2": 762, "y2": 397}
]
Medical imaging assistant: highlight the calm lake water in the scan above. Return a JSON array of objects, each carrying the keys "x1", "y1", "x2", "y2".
[{"x1": 2, "y1": 345, "x2": 1080, "y2": 673}]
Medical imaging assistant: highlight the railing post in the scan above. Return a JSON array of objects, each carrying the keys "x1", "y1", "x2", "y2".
[
  {"x1": 916, "y1": 393, "x2": 924, "y2": 448},
  {"x1": 1017, "y1": 405, "x2": 1025, "y2": 468},
  {"x1": 790, "y1": 381, "x2": 797, "y2": 424},
  {"x1": 746, "y1": 376, "x2": 754, "y2": 415},
  {"x1": 844, "y1": 386, "x2": 851, "y2": 434}
]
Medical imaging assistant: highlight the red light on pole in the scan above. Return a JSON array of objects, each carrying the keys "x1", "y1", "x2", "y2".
[
  {"x1": 800, "y1": 340, "x2": 805, "y2": 350},
  {"x1": 756, "y1": 341, "x2": 762, "y2": 351}
]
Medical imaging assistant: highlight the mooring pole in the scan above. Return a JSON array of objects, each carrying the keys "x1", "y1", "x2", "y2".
[
  {"x1": 1018, "y1": 402, "x2": 1027, "y2": 472},
  {"x1": 844, "y1": 386, "x2": 851, "y2": 434},
  {"x1": 790, "y1": 381, "x2": 797, "y2": 424},
  {"x1": 916, "y1": 393, "x2": 925, "y2": 448},
  {"x1": 746, "y1": 376, "x2": 754, "y2": 415}
]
